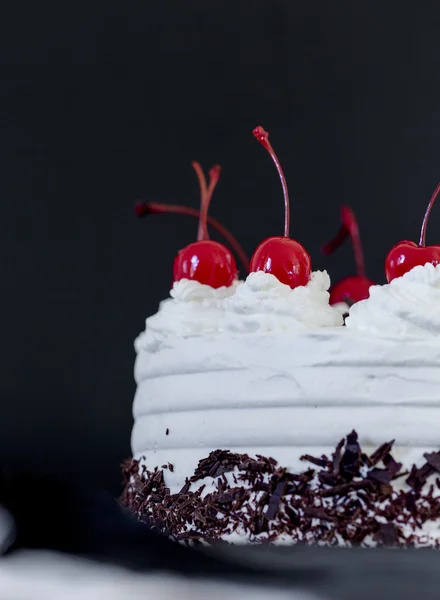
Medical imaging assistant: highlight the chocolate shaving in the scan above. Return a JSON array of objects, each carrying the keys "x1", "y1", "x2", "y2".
[
  {"x1": 332, "y1": 439, "x2": 344, "y2": 475},
  {"x1": 120, "y1": 430, "x2": 440, "y2": 548},
  {"x1": 369, "y1": 440, "x2": 395, "y2": 466},
  {"x1": 265, "y1": 480, "x2": 286, "y2": 520},
  {"x1": 367, "y1": 468, "x2": 392, "y2": 485},
  {"x1": 383, "y1": 453, "x2": 402, "y2": 477},
  {"x1": 339, "y1": 430, "x2": 361, "y2": 481},
  {"x1": 424, "y1": 451, "x2": 440, "y2": 473},
  {"x1": 179, "y1": 480, "x2": 190, "y2": 495},
  {"x1": 321, "y1": 479, "x2": 372, "y2": 497},
  {"x1": 405, "y1": 492, "x2": 417, "y2": 514},
  {"x1": 301, "y1": 454, "x2": 328, "y2": 468},
  {"x1": 217, "y1": 491, "x2": 234, "y2": 504},
  {"x1": 302, "y1": 506, "x2": 335, "y2": 521},
  {"x1": 191, "y1": 450, "x2": 239, "y2": 481},
  {"x1": 406, "y1": 463, "x2": 434, "y2": 491}
]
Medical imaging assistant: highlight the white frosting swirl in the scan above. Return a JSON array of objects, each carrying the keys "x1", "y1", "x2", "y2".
[
  {"x1": 169, "y1": 278, "x2": 238, "y2": 303},
  {"x1": 135, "y1": 279, "x2": 239, "y2": 351},
  {"x1": 346, "y1": 263, "x2": 440, "y2": 336},
  {"x1": 222, "y1": 271, "x2": 343, "y2": 333}
]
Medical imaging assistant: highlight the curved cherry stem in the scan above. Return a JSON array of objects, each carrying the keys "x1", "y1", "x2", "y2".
[
  {"x1": 135, "y1": 201, "x2": 250, "y2": 273},
  {"x1": 199, "y1": 165, "x2": 221, "y2": 241},
  {"x1": 419, "y1": 182, "x2": 440, "y2": 247},
  {"x1": 322, "y1": 206, "x2": 366, "y2": 278},
  {"x1": 191, "y1": 162, "x2": 209, "y2": 241},
  {"x1": 253, "y1": 126, "x2": 290, "y2": 238}
]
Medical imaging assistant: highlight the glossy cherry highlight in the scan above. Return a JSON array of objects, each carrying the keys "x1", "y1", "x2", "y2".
[
  {"x1": 385, "y1": 183, "x2": 440, "y2": 282},
  {"x1": 322, "y1": 206, "x2": 375, "y2": 305},
  {"x1": 250, "y1": 126, "x2": 311, "y2": 289}
]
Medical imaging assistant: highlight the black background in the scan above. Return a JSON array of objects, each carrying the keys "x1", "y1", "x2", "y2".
[{"x1": 1, "y1": 2, "x2": 440, "y2": 494}]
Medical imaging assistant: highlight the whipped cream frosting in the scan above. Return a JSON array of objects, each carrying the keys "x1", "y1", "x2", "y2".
[
  {"x1": 332, "y1": 301, "x2": 350, "y2": 317},
  {"x1": 136, "y1": 271, "x2": 343, "y2": 352},
  {"x1": 346, "y1": 263, "x2": 440, "y2": 336},
  {"x1": 134, "y1": 278, "x2": 239, "y2": 352},
  {"x1": 222, "y1": 270, "x2": 343, "y2": 332}
]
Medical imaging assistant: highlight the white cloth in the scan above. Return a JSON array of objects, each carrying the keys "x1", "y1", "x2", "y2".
[{"x1": 0, "y1": 550, "x2": 324, "y2": 600}]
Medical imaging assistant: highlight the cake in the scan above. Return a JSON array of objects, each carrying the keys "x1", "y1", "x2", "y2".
[{"x1": 121, "y1": 128, "x2": 440, "y2": 547}]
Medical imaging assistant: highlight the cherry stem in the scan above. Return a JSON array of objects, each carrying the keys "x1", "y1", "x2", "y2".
[
  {"x1": 419, "y1": 182, "x2": 440, "y2": 247},
  {"x1": 135, "y1": 201, "x2": 250, "y2": 273},
  {"x1": 253, "y1": 126, "x2": 290, "y2": 238},
  {"x1": 322, "y1": 206, "x2": 366, "y2": 278},
  {"x1": 191, "y1": 162, "x2": 209, "y2": 241},
  {"x1": 199, "y1": 165, "x2": 222, "y2": 242}
]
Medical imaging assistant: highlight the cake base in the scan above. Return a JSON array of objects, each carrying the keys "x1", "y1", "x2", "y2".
[{"x1": 121, "y1": 431, "x2": 440, "y2": 548}]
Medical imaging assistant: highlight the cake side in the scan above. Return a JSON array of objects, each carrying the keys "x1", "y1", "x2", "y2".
[{"x1": 132, "y1": 329, "x2": 440, "y2": 493}]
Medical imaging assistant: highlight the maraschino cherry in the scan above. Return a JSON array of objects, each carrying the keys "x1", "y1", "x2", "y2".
[
  {"x1": 137, "y1": 162, "x2": 238, "y2": 289},
  {"x1": 385, "y1": 183, "x2": 440, "y2": 282},
  {"x1": 322, "y1": 206, "x2": 375, "y2": 305},
  {"x1": 250, "y1": 126, "x2": 311, "y2": 289}
]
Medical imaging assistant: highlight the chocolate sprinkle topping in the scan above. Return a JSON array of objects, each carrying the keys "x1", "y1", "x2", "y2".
[
  {"x1": 120, "y1": 431, "x2": 440, "y2": 548},
  {"x1": 424, "y1": 452, "x2": 440, "y2": 473}
]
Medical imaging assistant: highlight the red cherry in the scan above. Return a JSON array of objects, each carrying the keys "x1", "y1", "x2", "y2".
[
  {"x1": 385, "y1": 183, "x2": 440, "y2": 282},
  {"x1": 250, "y1": 237, "x2": 311, "y2": 288},
  {"x1": 385, "y1": 240, "x2": 440, "y2": 282},
  {"x1": 173, "y1": 240, "x2": 237, "y2": 288},
  {"x1": 328, "y1": 276, "x2": 374, "y2": 305},
  {"x1": 136, "y1": 162, "x2": 238, "y2": 288},
  {"x1": 170, "y1": 163, "x2": 237, "y2": 287},
  {"x1": 322, "y1": 206, "x2": 375, "y2": 305},
  {"x1": 172, "y1": 163, "x2": 237, "y2": 288},
  {"x1": 250, "y1": 126, "x2": 311, "y2": 289}
]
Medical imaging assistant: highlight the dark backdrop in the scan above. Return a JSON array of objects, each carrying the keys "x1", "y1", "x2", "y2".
[{"x1": 1, "y1": 2, "x2": 440, "y2": 494}]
